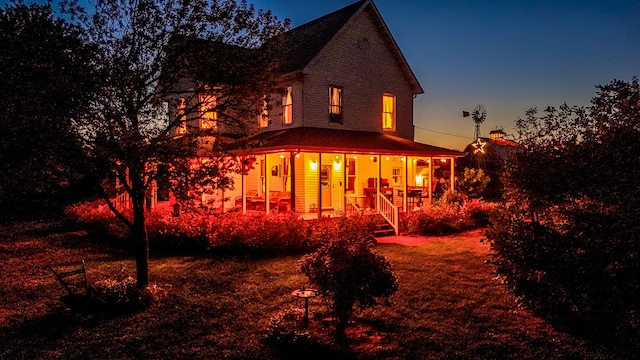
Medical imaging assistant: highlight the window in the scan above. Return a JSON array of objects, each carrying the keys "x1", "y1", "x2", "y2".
[
  {"x1": 382, "y1": 94, "x2": 396, "y2": 130},
  {"x1": 392, "y1": 167, "x2": 402, "y2": 186},
  {"x1": 199, "y1": 92, "x2": 217, "y2": 130},
  {"x1": 282, "y1": 86, "x2": 292, "y2": 124},
  {"x1": 176, "y1": 97, "x2": 187, "y2": 135},
  {"x1": 346, "y1": 157, "x2": 356, "y2": 192},
  {"x1": 328, "y1": 86, "x2": 343, "y2": 123},
  {"x1": 258, "y1": 98, "x2": 269, "y2": 128}
]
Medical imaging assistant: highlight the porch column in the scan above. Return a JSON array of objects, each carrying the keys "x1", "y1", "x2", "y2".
[
  {"x1": 403, "y1": 156, "x2": 408, "y2": 212},
  {"x1": 341, "y1": 153, "x2": 347, "y2": 212},
  {"x1": 318, "y1": 152, "x2": 322, "y2": 218},
  {"x1": 241, "y1": 171, "x2": 247, "y2": 214},
  {"x1": 376, "y1": 155, "x2": 381, "y2": 210},
  {"x1": 265, "y1": 155, "x2": 270, "y2": 213},
  {"x1": 290, "y1": 152, "x2": 296, "y2": 212},
  {"x1": 428, "y1": 157, "x2": 433, "y2": 204},
  {"x1": 450, "y1": 157, "x2": 456, "y2": 193}
]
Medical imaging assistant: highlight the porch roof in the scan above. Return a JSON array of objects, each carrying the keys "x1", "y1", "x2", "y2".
[{"x1": 228, "y1": 127, "x2": 464, "y2": 157}]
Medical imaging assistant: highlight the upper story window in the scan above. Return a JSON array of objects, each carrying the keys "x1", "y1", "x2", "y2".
[
  {"x1": 382, "y1": 94, "x2": 396, "y2": 131},
  {"x1": 328, "y1": 86, "x2": 343, "y2": 123},
  {"x1": 282, "y1": 86, "x2": 292, "y2": 124},
  {"x1": 199, "y1": 92, "x2": 217, "y2": 130},
  {"x1": 176, "y1": 97, "x2": 187, "y2": 136},
  {"x1": 258, "y1": 98, "x2": 269, "y2": 128}
]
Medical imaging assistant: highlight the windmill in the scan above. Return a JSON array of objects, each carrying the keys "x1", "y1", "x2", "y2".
[
  {"x1": 464, "y1": 105, "x2": 487, "y2": 169},
  {"x1": 471, "y1": 104, "x2": 486, "y2": 139}
]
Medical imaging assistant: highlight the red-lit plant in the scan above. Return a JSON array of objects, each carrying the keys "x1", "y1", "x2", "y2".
[{"x1": 300, "y1": 216, "x2": 398, "y2": 338}]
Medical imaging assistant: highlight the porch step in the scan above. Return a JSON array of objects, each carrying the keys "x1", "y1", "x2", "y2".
[{"x1": 374, "y1": 222, "x2": 395, "y2": 237}]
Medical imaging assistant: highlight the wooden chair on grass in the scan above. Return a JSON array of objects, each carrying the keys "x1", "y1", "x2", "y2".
[{"x1": 47, "y1": 260, "x2": 98, "y2": 311}]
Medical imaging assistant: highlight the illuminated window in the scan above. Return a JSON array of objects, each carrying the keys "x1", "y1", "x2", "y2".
[
  {"x1": 176, "y1": 98, "x2": 187, "y2": 135},
  {"x1": 282, "y1": 86, "x2": 292, "y2": 124},
  {"x1": 392, "y1": 167, "x2": 402, "y2": 186},
  {"x1": 258, "y1": 98, "x2": 269, "y2": 128},
  {"x1": 328, "y1": 86, "x2": 343, "y2": 123},
  {"x1": 199, "y1": 92, "x2": 217, "y2": 130},
  {"x1": 382, "y1": 94, "x2": 396, "y2": 130},
  {"x1": 346, "y1": 158, "x2": 356, "y2": 192}
]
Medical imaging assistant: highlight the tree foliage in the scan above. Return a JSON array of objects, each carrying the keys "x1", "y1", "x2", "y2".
[
  {"x1": 62, "y1": 0, "x2": 288, "y2": 287},
  {"x1": 486, "y1": 78, "x2": 640, "y2": 341},
  {"x1": 457, "y1": 167, "x2": 490, "y2": 197},
  {"x1": 300, "y1": 216, "x2": 398, "y2": 337},
  {"x1": 0, "y1": 2, "x2": 95, "y2": 219}
]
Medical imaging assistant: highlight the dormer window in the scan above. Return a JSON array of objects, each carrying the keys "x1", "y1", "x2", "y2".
[
  {"x1": 329, "y1": 86, "x2": 343, "y2": 123},
  {"x1": 176, "y1": 97, "x2": 187, "y2": 136},
  {"x1": 382, "y1": 94, "x2": 396, "y2": 131},
  {"x1": 199, "y1": 91, "x2": 217, "y2": 130},
  {"x1": 282, "y1": 86, "x2": 292, "y2": 124}
]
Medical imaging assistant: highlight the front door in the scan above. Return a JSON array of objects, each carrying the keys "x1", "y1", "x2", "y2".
[{"x1": 321, "y1": 165, "x2": 332, "y2": 209}]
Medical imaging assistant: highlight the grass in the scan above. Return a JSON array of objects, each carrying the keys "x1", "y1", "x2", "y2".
[{"x1": 0, "y1": 221, "x2": 632, "y2": 359}]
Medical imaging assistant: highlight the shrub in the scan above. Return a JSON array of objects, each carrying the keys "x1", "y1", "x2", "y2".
[
  {"x1": 64, "y1": 200, "x2": 129, "y2": 239},
  {"x1": 209, "y1": 212, "x2": 311, "y2": 255},
  {"x1": 401, "y1": 199, "x2": 495, "y2": 235},
  {"x1": 300, "y1": 217, "x2": 398, "y2": 337},
  {"x1": 486, "y1": 79, "x2": 640, "y2": 342},
  {"x1": 91, "y1": 276, "x2": 170, "y2": 314},
  {"x1": 145, "y1": 212, "x2": 210, "y2": 254}
]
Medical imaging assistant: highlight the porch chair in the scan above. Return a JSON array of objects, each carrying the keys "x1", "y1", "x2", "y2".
[
  {"x1": 235, "y1": 189, "x2": 259, "y2": 209},
  {"x1": 270, "y1": 191, "x2": 291, "y2": 212}
]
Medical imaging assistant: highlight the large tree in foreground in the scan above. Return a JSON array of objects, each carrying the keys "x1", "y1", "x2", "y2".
[
  {"x1": 0, "y1": 2, "x2": 95, "y2": 219},
  {"x1": 486, "y1": 78, "x2": 640, "y2": 340},
  {"x1": 65, "y1": 0, "x2": 288, "y2": 287}
]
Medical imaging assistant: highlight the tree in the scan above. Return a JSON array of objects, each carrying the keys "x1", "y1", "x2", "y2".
[
  {"x1": 486, "y1": 78, "x2": 640, "y2": 340},
  {"x1": 64, "y1": 0, "x2": 288, "y2": 288},
  {"x1": 0, "y1": 1, "x2": 95, "y2": 219},
  {"x1": 300, "y1": 216, "x2": 398, "y2": 338},
  {"x1": 457, "y1": 167, "x2": 490, "y2": 198}
]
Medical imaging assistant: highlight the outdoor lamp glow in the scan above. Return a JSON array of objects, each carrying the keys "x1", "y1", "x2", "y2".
[{"x1": 310, "y1": 160, "x2": 318, "y2": 171}]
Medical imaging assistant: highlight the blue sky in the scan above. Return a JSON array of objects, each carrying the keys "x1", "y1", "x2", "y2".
[{"x1": 251, "y1": 0, "x2": 640, "y2": 149}]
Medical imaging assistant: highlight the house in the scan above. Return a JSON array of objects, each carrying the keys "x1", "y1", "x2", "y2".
[{"x1": 163, "y1": 0, "x2": 464, "y2": 233}]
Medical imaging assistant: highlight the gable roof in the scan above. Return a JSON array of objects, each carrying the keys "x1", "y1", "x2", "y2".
[
  {"x1": 228, "y1": 127, "x2": 463, "y2": 157},
  {"x1": 275, "y1": 1, "x2": 366, "y2": 75},
  {"x1": 273, "y1": 0, "x2": 423, "y2": 94}
]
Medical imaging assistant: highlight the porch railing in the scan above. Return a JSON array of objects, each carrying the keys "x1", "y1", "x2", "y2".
[
  {"x1": 345, "y1": 202, "x2": 362, "y2": 216},
  {"x1": 378, "y1": 193, "x2": 399, "y2": 235}
]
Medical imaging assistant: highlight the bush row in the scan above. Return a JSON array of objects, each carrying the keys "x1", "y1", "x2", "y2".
[
  {"x1": 400, "y1": 199, "x2": 495, "y2": 236},
  {"x1": 65, "y1": 199, "x2": 494, "y2": 254}
]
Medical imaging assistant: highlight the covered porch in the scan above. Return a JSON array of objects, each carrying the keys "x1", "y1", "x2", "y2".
[{"x1": 222, "y1": 128, "x2": 464, "y2": 234}]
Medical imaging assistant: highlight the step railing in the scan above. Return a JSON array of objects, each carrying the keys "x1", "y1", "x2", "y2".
[{"x1": 378, "y1": 193, "x2": 399, "y2": 235}]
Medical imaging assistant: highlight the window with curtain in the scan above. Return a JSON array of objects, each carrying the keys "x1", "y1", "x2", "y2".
[
  {"x1": 282, "y1": 86, "x2": 292, "y2": 124},
  {"x1": 176, "y1": 97, "x2": 187, "y2": 135},
  {"x1": 382, "y1": 94, "x2": 395, "y2": 130},
  {"x1": 258, "y1": 98, "x2": 269, "y2": 128},
  {"x1": 199, "y1": 92, "x2": 217, "y2": 130},
  {"x1": 328, "y1": 86, "x2": 343, "y2": 123}
]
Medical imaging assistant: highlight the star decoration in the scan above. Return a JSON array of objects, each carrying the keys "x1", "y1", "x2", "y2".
[{"x1": 472, "y1": 138, "x2": 486, "y2": 154}]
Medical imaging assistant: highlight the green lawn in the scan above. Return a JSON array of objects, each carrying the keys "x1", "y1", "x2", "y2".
[{"x1": 0, "y1": 222, "x2": 629, "y2": 359}]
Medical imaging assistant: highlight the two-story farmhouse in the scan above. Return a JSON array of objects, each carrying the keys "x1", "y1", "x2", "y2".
[{"x1": 166, "y1": 0, "x2": 464, "y2": 233}]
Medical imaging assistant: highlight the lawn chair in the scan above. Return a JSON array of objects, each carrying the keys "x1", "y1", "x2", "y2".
[{"x1": 46, "y1": 260, "x2": 97, "y2": 311}]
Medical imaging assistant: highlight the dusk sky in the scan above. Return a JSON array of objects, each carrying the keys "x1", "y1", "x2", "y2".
[
  {"x1": 5, "y1": 0, "x2": 638, "y2": 150},
  {"x1": 251, "y1": 0, "x2": 640, "y2": 150}
]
